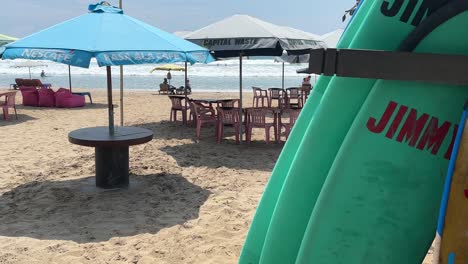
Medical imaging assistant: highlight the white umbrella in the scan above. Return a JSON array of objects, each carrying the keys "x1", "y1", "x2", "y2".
[
  {"x1": 13, "y1": 61, "x2": 48, "y2": 79},
  {"x1": 186, "y1": 15, "x2": 325, "y2": 139},
  {"x1": 320, "y1": 29, "x2": 345, "y2": 48}
]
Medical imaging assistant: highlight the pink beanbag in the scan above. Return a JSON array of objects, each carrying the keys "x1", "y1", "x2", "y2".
[
  {"x1": 55, "y1": 88, "x2": 85, "y2": 108},
  {"x1": 19, "y1": 86, "x2": 39, "y2": 106},
  {"x1": 38, "y1": 88, "x2": 56, "y2": 107}
]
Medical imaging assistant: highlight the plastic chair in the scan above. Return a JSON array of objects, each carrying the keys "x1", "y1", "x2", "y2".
[
  {"x1": 169, "y1": 96, "x2": 187, "y2": 124},
  {"x1": 252, "y1": 87, "x2": 268, "y2": 107},
  {"x1": 245, "y1": 108, "x2": 277, "y2": 144},
  {"x1": 217, "y1": 107, "x2": 244, "y2": 144},
  {"x1": 0, "y1": 92, "x2": 18, "y2": 120},
  {"x1": 189, "y1": 101, "x2": 217, "y2": 140},
  {"x1": 279, "y1": 109, "x2": 300, "y2": 141},
  {"x1": 267, "y1": 88, "x2": 287, "y2": 108},
  {"x1": 159, "y1": 83, "x2": 174, "y2": 94},
  {"x1": 220, "y1": 99, "x2": 240, "y2": 108},
  {"x1": 285, "y1": 87, "x2": 301, "y2": 109}
]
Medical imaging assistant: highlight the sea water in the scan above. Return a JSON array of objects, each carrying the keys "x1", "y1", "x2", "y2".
[{"x1": 0, "y1": 59, "x2": 317, "y2": 92}]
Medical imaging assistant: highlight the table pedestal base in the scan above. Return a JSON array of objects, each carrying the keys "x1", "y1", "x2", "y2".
[{"x1": 95, "y1": 146, "x2": 129, "y2": 189}]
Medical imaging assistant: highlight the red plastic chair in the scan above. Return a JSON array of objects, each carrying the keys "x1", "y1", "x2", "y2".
[
  {"x1": 279, "y1": 109, "x2": 300, "y2": 141},
  {"x1": 252, "y1": 87, "x2": 268, "y2": 107},
  {"x1": 0, "y1": 92, "x2": 18, "y2": 120},
  {"x1": 267, "y1": 88, "x2": 287, "y2": 108},
  {"x1": 189, "y1": 101, "x2": 217, "y2": 140},
  {"x1": 285, "y1": 87, "x2": 301, "y2": 109},
  {"x1": 216, "y1": 107, "x2": 244, "y2": 144},
  {"x1": 169, "y1": 96, "x2": 187, "y2": 124},
  {"x1": 220, "y1": 99, "x2": 240, "y2": 108},
  {"x1": 245, "y1": 108, "x2": 277, "y2": 144}
]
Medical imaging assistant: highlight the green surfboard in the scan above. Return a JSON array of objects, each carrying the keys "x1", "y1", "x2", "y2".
[
  {"x1": 252, "y1": 1, "x2": 430, "y2": 263},
  {"x1": 238, "y1": 1, "x2": 373, "y2": 262},
  {"x1": 240, "y1": 0, "x2": 468, "y2": 263},
  {"x1": 296, "y1": 10, "x2": 468, "y2": 263}
]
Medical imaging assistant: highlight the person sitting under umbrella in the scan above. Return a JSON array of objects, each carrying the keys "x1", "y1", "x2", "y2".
[
  {"x1": 160, "y1": 78, "x2": 176, "y2": 94},
  {"x1": 176, "y1": 79, "x2": 192, "y2": 95}
]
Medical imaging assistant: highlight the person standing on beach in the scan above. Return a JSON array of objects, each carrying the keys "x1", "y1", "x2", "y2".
[
  {"x1": 166, "y1": 70, "x2": 172, "y2": 85},
  {"x1": 40, "y1": 70, "x2": 46, "y2": 78}
]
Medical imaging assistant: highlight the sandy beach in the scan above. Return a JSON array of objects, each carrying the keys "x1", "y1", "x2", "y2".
[{"x1": 0, "y1": 89, "x2": 433, "y2": 263}]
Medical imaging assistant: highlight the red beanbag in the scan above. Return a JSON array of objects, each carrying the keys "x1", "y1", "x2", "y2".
[
  {"x1": 38, "y1": 88, "x2": 56, "y2": 107},
  {"x1": 55, "y1": 88, "x2": 70, "y2": 94},
  {"x1": 55, "y1": 87, "x2": 85, "y2": 108},
  {"x1": 19, "y1": 86, "x2": 39, "y2": 106}
]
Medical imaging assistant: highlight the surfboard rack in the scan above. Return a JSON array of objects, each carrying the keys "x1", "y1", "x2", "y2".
[{"x1": 299, "y1": 48, "x2": 468, "y2": 86}]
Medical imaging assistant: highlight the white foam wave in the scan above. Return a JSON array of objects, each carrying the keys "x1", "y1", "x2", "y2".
[{"x1": 0, "y1": 58, "x2": 309, "y2": 78}]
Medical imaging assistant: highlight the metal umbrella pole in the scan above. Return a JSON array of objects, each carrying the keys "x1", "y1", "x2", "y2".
[
  {"x1": 282, "y1": 62, "x2": 285, "y2": 89},
  {"x1": 239, "y1": 52, "x2": 243, "y2": 143},
  {"x1": 184, "y1": 61, "x2": 188, "y2": 124},
  {"x1": 106, "y1": 66, "x2": 115, "y2": 135},
  {"x1": 68, "y1": 65, "x2": 72, "y2": 92},
  {"x1": 119, "y1": 0, "x2": 124, "y2": 127}
]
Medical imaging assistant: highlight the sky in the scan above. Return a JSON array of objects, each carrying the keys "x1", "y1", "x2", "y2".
[{"x1": 1, "y1": 0, "x2": 354, "y2": 38}]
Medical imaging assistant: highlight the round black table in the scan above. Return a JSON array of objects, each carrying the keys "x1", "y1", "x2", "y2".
[{"x1": 69, "y1": 126, "x2": 153, "y2": 189}]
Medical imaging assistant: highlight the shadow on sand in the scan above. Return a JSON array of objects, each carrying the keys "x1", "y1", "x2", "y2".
[
  {"x1": 0, "y1": 173, "x2": 210, "y2": 243},
  {"x1": 159, "y1": 142, "x2": 282, "y2": 171},
  {"x1": 0, "y1": 114, "x2": 36, "y2": 127},
  {"x1": 63, "y1": 102, "x2": 110, "y2": 110},
  {"x1": 135, "y1": 121, "x2": 197, "y2": 140},
  {"x1": 134, "y1": 121, "x2": 283, "y2": 171}
]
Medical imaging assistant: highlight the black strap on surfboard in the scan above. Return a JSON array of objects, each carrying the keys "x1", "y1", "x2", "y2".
[{"x1": 300, "y1": 0, "x2": 468, "y2": 86}]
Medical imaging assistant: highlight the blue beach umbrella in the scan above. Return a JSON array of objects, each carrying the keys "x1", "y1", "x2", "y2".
[{"x1": 1, "y1": 1, "x2": 214, "y2": 133}]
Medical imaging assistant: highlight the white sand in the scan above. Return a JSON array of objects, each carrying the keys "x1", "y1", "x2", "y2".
[{"x1": 0, "y1": 89, "x2": 433, "y2": 263}]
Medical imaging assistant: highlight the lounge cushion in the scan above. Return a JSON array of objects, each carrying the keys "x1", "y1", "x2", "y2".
[
  {"x1": 19, "y1": 86, "x2": 39, "y2": 106},
  {"x1": 38, "y1": 88, "x2": 55, "y2": 107},
  {"x1": 55, "y1": 88, "x2": 85, "y2": 108}
]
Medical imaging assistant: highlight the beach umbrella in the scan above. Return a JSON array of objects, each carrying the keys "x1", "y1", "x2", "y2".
[
  {"x1": 186, "y1": 14, "x2": 325, "y2": 138},
  {"x1": 320, "y1": 29, "x2": 344, "y2": 48},
  {"x1": 274, "y1": 51, "x2": 310, "y2": 88},
  {"x1": 12, "y1": 60, "x2": 48, "y2": 79},
  {"x1": 173, "y1": 31, "x2": 192, "y2": 38},
  {"x1": 150, "y1": 64, "x2": 185, "y2": 72},
  {"x1": 0, "y1": 34, "x2": 17, "y2": 46},
  {"x1": 1, "y1": 1, "x2": 213, "y2": 134}
]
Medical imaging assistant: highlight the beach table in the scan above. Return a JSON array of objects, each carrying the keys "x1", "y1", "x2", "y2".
[
  {"x1": 68, "y1": 126, "x2": 153, "y2": 189},
  {"x1": 192, "y1": 98, "x2": 236, "y2": 109}
]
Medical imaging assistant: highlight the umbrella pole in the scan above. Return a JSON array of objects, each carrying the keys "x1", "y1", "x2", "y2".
[
  {"x1": 29, "y1": 67, "x2": 31, "y2": 79},
  {"x1": 68, "y1": 65, "x2": 72, "y2": 92},
  {"x1": 239, "y1": 53, "x2": 243, "y2": 143},
  {"x1": 184, "y1": 61, "x2": 188, "y2": 125},
  {"x1": 120, "y1": 66, "x2": 124, "y2": 126},
  {"x1": 282, "y1": 62, "x2": 285, "y2": 90},
  {"x1": 106, "y1": 66, "x2": 115, "y2": 135},
  {"x1": 119, "y1": 0, "x2": 124, "y2": 127}
]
